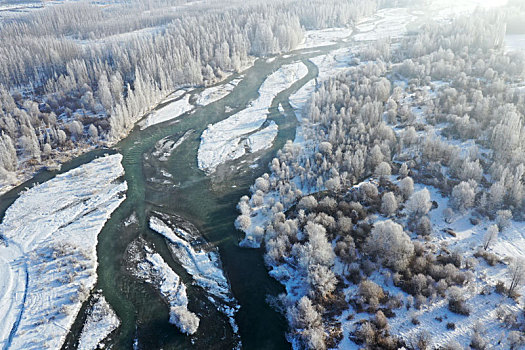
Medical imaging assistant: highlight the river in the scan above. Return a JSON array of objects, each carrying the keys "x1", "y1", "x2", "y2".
[{"x1": 0, "y1": 46, "x2": 330, "y2": 349}]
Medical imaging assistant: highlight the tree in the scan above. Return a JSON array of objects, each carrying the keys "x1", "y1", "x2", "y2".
[
  {"x1": 235, "y1": 215, "x2": 251, "y2": 231},
  {"x1": 496, "y1": 210, "x2": 512, "y2": 231},
  {"x1": 170, "y1": 306, "x2": 200, "y2": 335},
  {"x1": 288, "y1": 296, "x2": 326, "y2": 350},
  {"x1": 405, "y1": 188, "x2": 432, "y2": 218},
  {"x1": 365, "y1": 220, "x2": 414, "y2": 271},
  {"x1": 451, "y1": 181, "x2": 475, "y2": 212},
  {"x1": 307, "y1": 265, "x2": 337, "y2": 299},
  {"x1": 399, "y1": 176, "x2": 414, "y2": 199},
  {"x1": 381, "y1": 192, "x2": 398, "y2": 216},
  {"x1": 482, "y1": 224, "x2": 498, "y2": 250},
  {"x1": 374, "y1": 161, "x2": 391, "y2": 180},
  {"x1": 508, "y1": 257, "x2": 525, "y2": 296}
]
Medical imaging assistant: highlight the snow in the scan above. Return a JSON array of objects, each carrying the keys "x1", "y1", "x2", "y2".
[
  {"x1": 297, "y1": 28, "x2": 353, "y2": 49},
  {"x1": 310, "y1": 48, "x2": 355, "y2": 82},
  {"x1": 0, "y1": 154, "x2": 126, "y2": 350},
  {"x1": 505, "y1": 34, "x2": 525, "y2": 53},
  {"x1": 77, "y1": 294, "x2": 120, "y2": 350},
  {"x1": 149, "y1": 215, "x2": 240, "y2": 333},
  {"x1": 198, "y1": 61, "x2": 308, "y2": 174},
  {"x1": 245, "y1": 121, "x2": 279, "y2": 154},
  {"x1": 139, "y1": 93, "x2": 194, "y2": 129},
  {"x1": 133, "y1": 248, "x2": 199, "y2": 335},
  {"x1": 386, "y1": 184, "x2": 524, "y2": 349},
  {"x1": 428, "y1": 0, "x2": 508, "y2": 21},
  {"x1": 354, "y1": 8, "x2": 415, "y2": 42},
  {"x1": 195, "y1": 78, "x2": 242, "y2": 106}
]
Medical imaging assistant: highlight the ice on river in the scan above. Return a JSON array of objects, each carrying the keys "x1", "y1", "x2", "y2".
[
  {"x1": 149, "y1": 215, "x2": 240, "y2": 333},
  {"x1": 198, "y1": 61, "x2": 308, "y2": 174},
  {"x1": 195, "y1": 78, "x2": 242, "y2": 106},
  {"x1": 297, "y1": 28, "x2": 353, "y2": 49},
  {"x1": 77, "y1": 294, "x2": 120, "y2": 350},
  {"x1": 134, "y1": 248, "x2": 199, "y2": 335},
  {"x1": 139, "y1": 93, "x2": 194, "y2": 129},
  {"x1": 0, "y1": 154, "x2": 126, "y2": 350},
  {"x1": 354, "y1": 8, "x2": 415, "y2": 42}
]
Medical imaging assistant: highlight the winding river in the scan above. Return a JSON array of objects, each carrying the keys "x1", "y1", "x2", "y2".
[
  {"x1": 0, "y1": 47, "x2": 328, "y2": 349},
  {"x1": 0, "y1": 6, "x2": 431, "y2": 348}
]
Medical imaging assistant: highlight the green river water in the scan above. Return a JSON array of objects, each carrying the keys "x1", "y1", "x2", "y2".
[{"x1": 0, "y1": 49, "x2": 327, "y2": 349}]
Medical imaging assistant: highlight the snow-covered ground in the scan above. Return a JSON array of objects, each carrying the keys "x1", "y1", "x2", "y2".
[
  {"x1": 149, "y1": 215, "x2": 240, "y2": 333},
  {"x1": 0, "y1": 154, "x2": 126, "y2": 350},
  {"x1": 428, "y1": 0, "x2": 508, "y2": 21},
  {"x1": 354, "y1": 8, "x2": 415, "y2": 42},
  {"x1": 139, "y1": 93, "x2": 194, "y2": 129},
  {"x1": 245, "y1": 121, "x2": 279, "y2": 154},
  {"x1": 310, "y1": 47, "x2": 355, "y2": 82},
  {"x1": 78, "y1": 294, "x2": 120, "y2": 350},
  {"x1": 198, "y1": 61, "x2": 308, "y2": 174},
  {"x1": 195, "y1": 78, "x2": 242, "y2": 106},
  {"x1": 505, "y1": 34, "x2": 525, "y2": 53},
  {"x1": 131, "y1": 244, "x2": 199, "y2": 335},
  {"x1": 297, "y1": 28, "x2": 353, "y2": 49},
  {"x1": 354, "y1": 183, "x2": 524, "y2": 349}
]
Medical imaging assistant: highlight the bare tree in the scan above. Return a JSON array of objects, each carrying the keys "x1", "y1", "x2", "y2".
[
  {"x1": 482, "y1": 224, "x2": 498, "y2": 250},
  {"x1": 508, "y1": 257, "x2": 525, "y2": 296}
]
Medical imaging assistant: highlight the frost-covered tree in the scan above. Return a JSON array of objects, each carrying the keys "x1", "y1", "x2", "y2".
[
  {"x1": 482, "y1": 224, "x2": 498, "y2": 250},
  {"x1": 399, "y1": 176, "x2": 414, "y2": 199},
  {"x1": 170, "y1": 306, "x2": 200, "y2": 335},
  {"x1": 451, "y1": 181, "x2": 475, "y2": 212},
  {"x1": 405, "y1": 188, "x2": 431, "y2": 218},
  {"x1": 235, "y1": 215, "x2": 251, "y2": 231},
  {"x1": 381, "y1": 192, "x2": 398, "y2": 217},
  {"x1": 365, "y1": 220, "x2": 414, "y2": 271},
  {"x1": 508, "y1": 257, "x2": 525, "y2": 296},
  {"x1": 288, "y1": 296, "x2": 326, "y2": 350}
]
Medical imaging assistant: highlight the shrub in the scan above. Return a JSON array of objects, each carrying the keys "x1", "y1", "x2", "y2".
[{"x1": 448, "y1": 286, "x2": 470, "y2": 315}]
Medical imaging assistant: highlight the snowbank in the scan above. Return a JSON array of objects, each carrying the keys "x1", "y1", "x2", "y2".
[
  {"x1": 139, "y1": 93, "x2": 194, "y2": 129},
  {"x1": 149, "y1": 215, "x2": 240, "y2": 333},
  {"x1": 133, "y1": 247, "x2": 199, "y2": 335},
  {"x1": 198, "y1": 61, "x2": 308, "y2": 174},
  {"x1": 78, "y1": 294, "x2": 120, "y2": 350},
  {"x1": 195, "y1": 78, "x2": 242, "y2": 106},
  {"x1": 0, "y1": 154, "x2": 126, "y2": 350},
  {"x1": 297, "y1": 28, "x2": 353, "y2": 49}
]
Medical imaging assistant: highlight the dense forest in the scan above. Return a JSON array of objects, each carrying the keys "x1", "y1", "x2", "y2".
[
  {"x1": 0, "y1": 0, "x2": 378, "y2": 186},
  {"x1": 237, "y1": 6, "x2": 525, "y2": 349}
]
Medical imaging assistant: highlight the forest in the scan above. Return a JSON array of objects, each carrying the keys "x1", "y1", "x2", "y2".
[
  {"x1": 237, "y1": 3, "x2": 525, "y2": 349},
  {"x1": 0, "y1": 0, "x2": 377, "y2": 189}
]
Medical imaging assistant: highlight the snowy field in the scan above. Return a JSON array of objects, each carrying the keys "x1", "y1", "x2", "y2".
[
  {"x1": 198, "y1": 61, "x2": 308, "y2": 174},
  {"x1": 150, "y1": 215, "x2": 240, "y2": 333},
  {"x1": 354, "y1": 8, "x2": 415, "y2": 42},
  {"x1": 77, "y1": 294, "x2": 120, "y2": 350},
  {"x1": 428, "y1": 0, "x2": 509, "y2": 21},
  {"x1": 0, "y1": 154, "x2": 126, "y2": 350},
  {"x1": 297, "y1": 28, "x2": 353, "y2": 49},
  {"x1": 195, "y1": 78, "x2": 242, "y2": 106},
  {"x1": 505, "y1": 34, "x2": 525, "y2": 53},
  {"x1": 139, "y1": 93, "x2": 194, "y2": 129}
]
